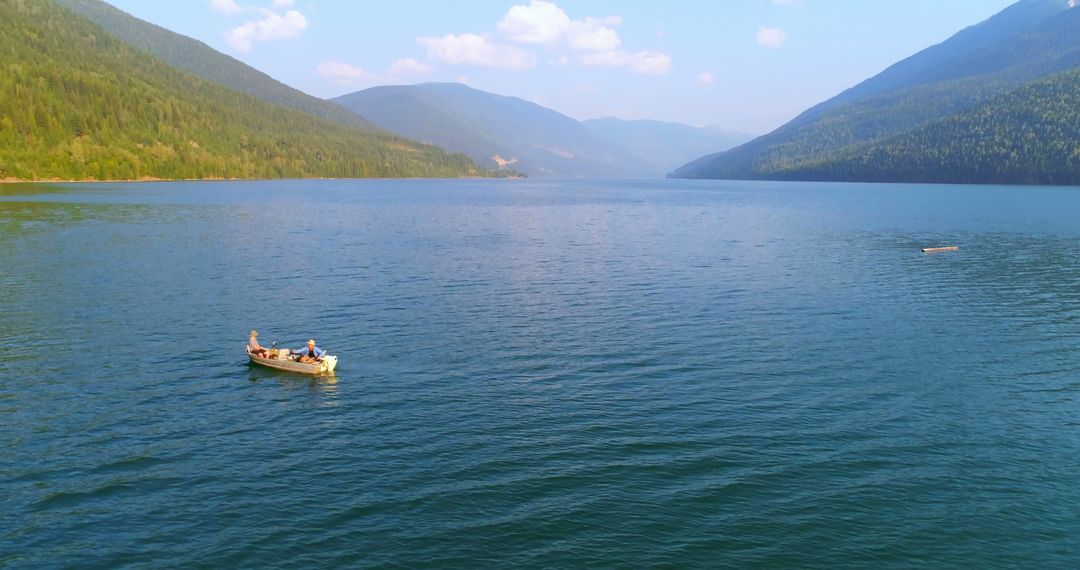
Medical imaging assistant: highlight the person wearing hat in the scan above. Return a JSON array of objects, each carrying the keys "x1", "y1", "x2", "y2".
[
  {"x1": 248, "y1": 330, "x2": 269, "y2": 357},
  {"x1": 292, "y1": 339, "x2": 326, "y2": 363}
]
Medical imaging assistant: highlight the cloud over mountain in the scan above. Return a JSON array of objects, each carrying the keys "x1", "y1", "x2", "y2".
[
  {"x1": 497, "y1": 0, "x2": 622, "y2": 52},
  {"x1": 213, "y1": 0, "x2": 308, "y2": 53},
  {"x1": 408, "y1": 0, "x2": 669, "y2": 75},
  {"x1": 418, "y1": 33, "x2": 537, "y2": 69}
]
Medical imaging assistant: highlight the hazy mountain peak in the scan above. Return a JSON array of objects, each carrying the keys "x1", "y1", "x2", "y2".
[
  {"x1": 582, "y1": 118, "x2": 754, "y2": 174},
  {"x1": 333, "y1": 83, "x2": 652, "y2": 177}
]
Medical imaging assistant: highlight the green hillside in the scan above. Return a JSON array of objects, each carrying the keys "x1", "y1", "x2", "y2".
[
  {"x1": 672, "y1": 0, "x2": 1080, "y2": 184},
  {"x1": 801, "y1": 0, "x2": 1072, "y2": 118},
  {"x1": 0, "y1": 0, "x2": 485, "y2": 181},
  {"x1": 53, "y1": 0, "x2": 376, "y2": 132},
  {"x1": 765, "y1": 68, "x2": 1080, "y2": 185}
]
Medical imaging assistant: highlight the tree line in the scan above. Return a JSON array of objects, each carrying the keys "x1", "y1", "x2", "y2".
[{"x1": 0, "y1": 0, "x2": 495, "y2": 181}]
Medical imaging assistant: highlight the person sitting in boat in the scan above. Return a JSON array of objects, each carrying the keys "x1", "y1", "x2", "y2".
[
  {"x1": 292, "y1": 339, "x2": 325, "y2": 363},
  {"x1": 248, "y1": 330, "x2": 269, "y2": 357}
]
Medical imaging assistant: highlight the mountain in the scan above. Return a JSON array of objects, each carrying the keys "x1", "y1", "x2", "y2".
[
  {"x1": 672, "y1": 0, "x2": 1080, "y2": 184},
  {"x1": 0, "y1": 0, "x2": 485, "y2": 181},
  {"x1": 53, "y1": 0, "x2": 376, "y2": 132},
  {"x1": 582, "y1": 118, "x2": 754, "y2": 175},
  {"x1": 333, "y1": 83, "x2": 652, "y2": 178},
  {"x1": 749, "y1": 68, "x2": 1080, "y2": 185},
  {"x1": 804, "y1": 0, "x2": 1073, "y2": 118}
]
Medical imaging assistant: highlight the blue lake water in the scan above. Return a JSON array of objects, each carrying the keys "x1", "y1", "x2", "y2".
[{"x1": 3, "y1": 178, "x2": 1080, "y2": 568}]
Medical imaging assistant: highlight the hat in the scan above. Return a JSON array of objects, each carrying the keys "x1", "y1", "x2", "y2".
[
  {"x1": 250, "y1": 330, "x2": 258, "y2": 337},
  {"x1": 307, "y1": 339, "x2": 315, "y2": 345}
]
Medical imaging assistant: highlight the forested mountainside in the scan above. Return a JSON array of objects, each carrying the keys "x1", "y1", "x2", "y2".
[
  {"x1": 54, "y1": 0, "x2": 376, "y2": 132},
  {"x1": 757, "y1": 68, "x2": 1080, "y2": 185},
  {"x1": 0, "y1": 0, "x2": 486, "y2": 181},
  {"x1": 672, "y1": 0, "x2": 1080, "y2": 185}
]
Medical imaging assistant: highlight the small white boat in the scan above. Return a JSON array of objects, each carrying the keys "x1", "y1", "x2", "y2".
[{"x1": 246, "y1": 346, "x2": 338, "y2": 375}]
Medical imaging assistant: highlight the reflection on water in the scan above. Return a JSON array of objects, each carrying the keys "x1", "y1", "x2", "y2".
[
  {"x1": 246, "y1": 365, "x2": 340, "y2": 406},
  {"x1": 0, "y1": 201, "x2": 183, "y2": 239},
  {"x1": 0, "y1": 201, "x2": 91, "y2": 236},
  {"x1": 0, "y1": 182, "x2": 79, "y2": 198}
]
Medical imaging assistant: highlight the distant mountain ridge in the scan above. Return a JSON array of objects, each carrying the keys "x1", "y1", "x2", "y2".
[
  {"x1": 581, "y1": 118, "x2": 753, "y2": 176},
  {"x1": 333, "y1": 83, "x2": 654, "y2": 178},
  {"x1": 672, "y1": 0, "x2": 1080, "y2": 184}
]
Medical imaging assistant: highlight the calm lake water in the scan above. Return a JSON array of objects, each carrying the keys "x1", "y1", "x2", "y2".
[{"x1": 3, "y1": 178, "x2": 1080, "y2": 568}]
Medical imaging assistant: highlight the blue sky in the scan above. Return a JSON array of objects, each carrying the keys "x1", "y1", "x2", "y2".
[{"x1": 105, "y1": 0, "x2": 1016, "y2": 134}]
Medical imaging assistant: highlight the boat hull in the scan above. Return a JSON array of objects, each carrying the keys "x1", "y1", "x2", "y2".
[{"x1": 247, "y1": 347, "x2": 337, "y2": 375}]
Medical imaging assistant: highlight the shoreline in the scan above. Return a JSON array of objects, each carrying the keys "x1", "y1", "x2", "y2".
[{"x1": 1, "y1": 175, "x2": 524, "y2": 184}]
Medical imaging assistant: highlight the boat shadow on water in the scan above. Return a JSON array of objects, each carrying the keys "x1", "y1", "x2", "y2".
[{"x1": 246, "y1": 361, "x2": 339, "y2": 393}]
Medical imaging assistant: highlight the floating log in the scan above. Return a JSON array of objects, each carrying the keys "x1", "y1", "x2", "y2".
[{"x1": 921, "y1": 246, "x2": 959, "y2": 253}]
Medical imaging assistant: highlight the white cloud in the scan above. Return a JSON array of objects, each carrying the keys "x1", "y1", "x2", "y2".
[
  {"x1": 211, "y1": 0, "x2": 293, "y2": 15},
  {"x1": 388, "y1": 57, "x2": 430, "y2": 75},
  {"x1": 216, "y1": 1, "x2": 308, "y2": 53},
  {"x1": 565, "y1": 17, "x2": 620, "y2": 51},
  {"x1": 225, "y1": 9, "x2": 307, "y2": 52},
  {"x1": 497, "y1": 0, "x2": 620, "y2": 51},
  {"x1": 210, "y1": 0, "x2": 243, "y2": 14},
  {"x1": 418, "y1": 33, "x2": 536, "y2": 69},
  {"x1": 696, "y1": 71, "x2": 715, "y2": 85},
  {"x1": 498, "y1": 0, "x2": 569, "y2": 43},
  {"x1": 582, "y1": 50, "x2": 628, "y2": 67},
  {"x1": 421, "y1": 1, "x2": 664, "y2": 75},
  {"x1": 582, "y1": 50, "x2": 671, "y2": 75},
  {"x1": 315, "y1": 62, "x2": 373, "y2": 85},
  {"x1": 757, "y1": 26, "x2": 788, "y2": 48},
  {"x1": 316, "y1": 57, "x2": 431, "y2": 87},
  {"x1": 629, "y1": 51, "x2": 671, "y2": 74}
]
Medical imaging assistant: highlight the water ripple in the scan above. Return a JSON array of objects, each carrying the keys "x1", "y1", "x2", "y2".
[{"x1": 4, "y1": 180, "x2": 1080, "y2": 568}]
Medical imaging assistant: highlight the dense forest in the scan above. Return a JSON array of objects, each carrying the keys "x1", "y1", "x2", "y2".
[
  {"x1": 672, "y1": 0, "x2": 1080, "y2": 185},
  {"x1": 0, "y1": 0, "x2": 489, "y2": 181},
  {"x1": 53, "y1": 0, "x2": 377, "y2": 132},
  {"x1": 767, "y1": 69, "x2": 1080, "y2": 185}
]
